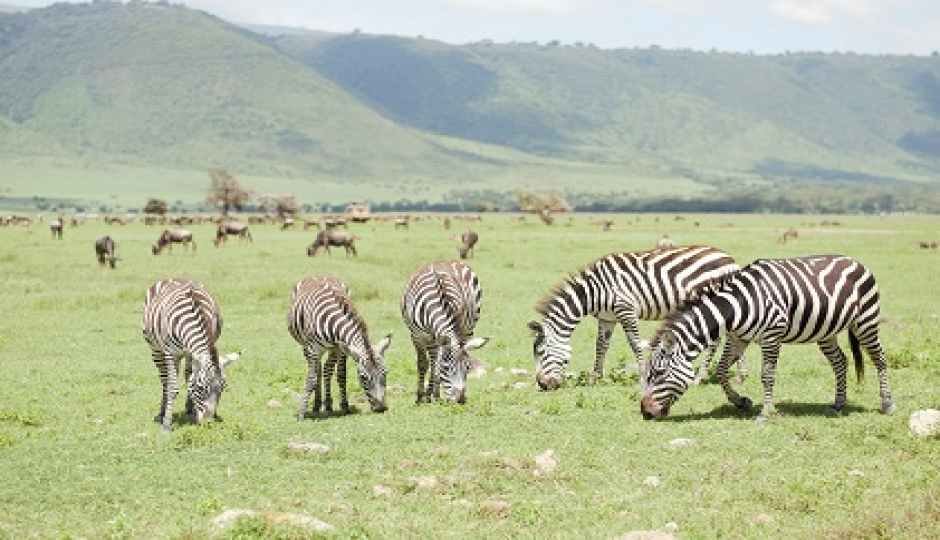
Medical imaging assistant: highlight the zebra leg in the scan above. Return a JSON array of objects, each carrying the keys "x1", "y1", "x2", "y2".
[
  {"x1": 414, "y1": 342, "x2": 431, "y2": 404},
  {"x1": 330, "y1": 352, "x2": 351, "y2": 414},
  {"x1": 160, "y1": 352, "x2": 180, "y2": 432},
  {"x1": 818, "y1": 337, "x2": 849, "y2": 416},
  {"x1": 298, "y1": 347, "x2": 323, "y2": 421},
  {"x1": 717, "y1": 337, "x2": 752, "y2": 411},
  {"x1": 323, "y1": 351, "x2": 340, "y2": 413},
  {"x1": 428, "y1": 345, "x2": 442, "y2": 401},
  {"x1": 183, "y1": 353, "x2": 195, "y2": 417},
  {"x1": 593, "y1": 319, "x2": 616, "y2": 378},
  {"x1": 858, "y1": 334, "x2": 896, "y2": 415},
  {"x1": 613, "y1": 306, "x2": 643, "y2": 372},
  {"x1": 693, "y1": 340, "x2": 719, "y2": 385},
  {"x1": 756, "y1": 339, "x2": 782, "y2": 419}
]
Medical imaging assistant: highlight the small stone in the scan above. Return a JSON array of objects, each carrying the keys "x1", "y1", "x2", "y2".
[
  {"x1": 286, "y1": 442, "x2": 330, "y2": 454},
  {"x1": 663, "y1": 522, "x2": 679, "y2": 532},
  {"x1": 667, "y1": 438, "x2": 695, "y2": 447},
  {"x1": 373, "y1": 485, "x2": 393, "y2": 497},
  {"x1": 479, "y1": 500, "x2": 510, "y2": 518},
  {"x1": 513, "y1": 382, "x2": 529, "y2": 389},
  {"x1": 411, "y1": 476, "x2": 438, "y2": 489},
  {"x1": 755, "y1": 513, "x2": 775, "y2": 523},
  {"x1": 534, "y1": 449, "x2": 557, "y2": 476},
  {"x1": 643, "y1": 476, "x2": 661, "y2": 487},
  {"x1": 847, "y1": 469, "x2": 865, "y2": 477},
  {"x1": 510, "y1": 368, "x2": 528, "y2": 376},
  {"x1": 909, "y1": 409, "x2": 940, "y2": 436},
  {"x1": 617, "y1": 531, "x2": 675, "y2": 540},
  {"x1": 267, "y1": 399, "x2": 282, "y2": 409}
]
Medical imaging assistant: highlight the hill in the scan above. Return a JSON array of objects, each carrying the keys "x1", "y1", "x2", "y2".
[{"x1": 1, "y1": 3, "x2": 939, "y2": 213}]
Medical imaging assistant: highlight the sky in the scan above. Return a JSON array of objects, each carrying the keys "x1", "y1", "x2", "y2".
[{"x1": 10, "y1": 0, "x2": 940, "y2": 55}]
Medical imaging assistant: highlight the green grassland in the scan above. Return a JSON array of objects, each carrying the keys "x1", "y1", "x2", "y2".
[{"x1": 0, "y1": 213, "x2": 939, "y2": 538}]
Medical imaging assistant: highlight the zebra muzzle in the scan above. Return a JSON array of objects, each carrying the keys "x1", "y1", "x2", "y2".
[{"x1": 535, "y1": 371, "x2": 562, "y2": 391}]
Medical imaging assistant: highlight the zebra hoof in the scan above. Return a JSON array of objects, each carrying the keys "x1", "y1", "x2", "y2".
[
  {"x1": 882, "y1": 403, "x2": 897, "y2": 415},
  {"x1": 735, "y1": 397, "x2": 753, "y2": 411},
  {"x1": 824, "y1": 406, "x2": 842, "y2": 417}
]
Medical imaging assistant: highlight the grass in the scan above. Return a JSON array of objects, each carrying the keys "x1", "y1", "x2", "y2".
[{"x1": 0, "y1": 212, "x2": 938, "y2": 539}]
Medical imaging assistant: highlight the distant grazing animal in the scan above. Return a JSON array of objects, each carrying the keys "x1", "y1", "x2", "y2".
[
  {"x1": 641, "y1": 255, "x2": 896, "y2": 420},
  {"x1": 50, "y1": 217, "x2": 63, "y2": 239},
  {"x1": 529, "y1": 246, "x2": 741, "y2": 391},
  {"x1": 394, "y1": 216, "x2": 409, "y2": 229},
  {"x1": 94, "y1": 236, "x2": 118, "y2": 268},
  {"x1": 655, "y1": 234, "x2": 675, "y2": 249},
  {"x1": 280, "y1": 218, "x2": 295, "y2": 230},
  {"x1": 287, "y1": 275, "x2": 391, "y2": 419},
  {"x1": 214, "y1": 221, "x2": 252, "y2": 247},
  {"x1": 443, "y1": 217, "x2": 451, "y2": 230},
  {"x1": 307, "y1": 230, "x2": 357, "y2": 257},
  {"x1": 918, "y1": 241, "x2": 938, "y2": 249},
  {"x1": 777, "y1": 228, "x2": 799, "y2": 244},
  {"x1": 401, "y1": 260, "x2": 489, "y2": 404},
  {"x1": 152, "y1": 229, "x2": 195, "y2": 255},
  {"x1": 458, "y1": 231, "x2": 478, "y2": 259},
  {"x1": 142, "y1": 277, "x2": 241, "y2": 431}
]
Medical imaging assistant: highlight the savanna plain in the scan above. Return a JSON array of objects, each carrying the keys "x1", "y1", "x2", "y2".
[{"x1": 0, "y1": 212, "x2": 938, "y2": 539}]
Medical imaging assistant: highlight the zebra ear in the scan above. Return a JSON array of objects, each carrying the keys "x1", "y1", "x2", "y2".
[
  {"x1": 221, "y1": 349, "x2": 243, "y2": 368},
  {"x1": 465, "y1": 336, "x2": 489, "y2": 351},
  {"x1": 527, "y1": 321, "x2": 543, "y2": 337},
  {"x1": 374, "y1": 332, "x2": 393, "y2": 356}
]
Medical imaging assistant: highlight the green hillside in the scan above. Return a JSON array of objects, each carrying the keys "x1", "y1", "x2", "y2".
[
  {"x1": 281, "y1": 34, "x2": 940, "y2": 187},
  {"x1": 1, "y1": 3, "x2": 939, "y2": 212}
]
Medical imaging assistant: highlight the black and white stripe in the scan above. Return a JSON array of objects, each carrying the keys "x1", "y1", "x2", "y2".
[
  {"x1": 287, "y1": 275, "x2": 391, "y2": 419},
  {"x1": 401, "y1": 260, "x2": 489, "y2": 404},
  {"x1": 640, "y1": 255, "x2": 896, "y2": 419},
  {"x1": 528, "y1": 245, "x2": 740, "y2": 390},
  {"x1": 142, "y1": 277, "x2": 240, "y2": 431}
]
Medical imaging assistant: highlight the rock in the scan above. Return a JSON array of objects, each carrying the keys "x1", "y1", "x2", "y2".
[
  {"x1": 213, "y1": 509, "x2": 334, "y2": 532},
  {"x1": 285, "y1": 442, "x2": 330, "y2": 454},
  {"x1": 478, "y1": 500, "x2": 510, "y2": 518},
  {"x1": 373, "y1": 485, "x2": 393, "y2": 497},
  {"x1": 410, "y1": 476, "x2": 438, "y2": 489},
  {"x1": 755, "y1": 513, "x2": 775, "y2": 523},
  {"x1": 267, "y1": 399, "x2": 282, "y2": 409},
  {"x1": 847, "y1": 469, "x2": 865, "y2": 477},
  {"x1": 667, "y1": 438, "x2": 695, "y2": 447},
  {"x1": 909, "y1": 409, "x2": 940, "y2": 436},
  {"x1": 510, "y1": 368, "x2": 528, "y2": 376},
  {"x1": 513, "y1": 382, "x2": 529, "y2": 389},
  {"x1": 643, "y1": 476, "x2": 661, "y2": 487},
  {"x1": 534, "y1": 449, "x2": 557, "y2": 476}
]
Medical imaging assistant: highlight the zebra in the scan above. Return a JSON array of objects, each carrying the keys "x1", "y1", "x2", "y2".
[
  {"x1": 142, "y1": 277, "x2": 241, "y2": 431},
  {"x1": 287, "y1": 275, "x2": 391, "y2": 419},
  {"x1": 528, "y1": 245, "x2": 741, "y2": 390},
  {"x1": 401, "y1": 260, "x2": 489, "y2": 404},
  {"x1": 640, "y1": 255, "x2": 897, "y2": 420}
]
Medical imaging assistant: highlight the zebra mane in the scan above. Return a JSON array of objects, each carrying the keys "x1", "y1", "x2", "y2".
[
  {"x1": 650, "y1": 271, "x2": 737, "y2": 347},
  {"x1": 535, "y1": 265, "x2": 593, "y2": 317}
]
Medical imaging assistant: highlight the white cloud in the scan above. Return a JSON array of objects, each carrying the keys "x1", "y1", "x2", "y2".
[
  {"x1": 771, "y1": 1, "x2": 836, "y2": 24},
  {"x1": 636, "y1": 0, "x2": 717, "y2": 16}
]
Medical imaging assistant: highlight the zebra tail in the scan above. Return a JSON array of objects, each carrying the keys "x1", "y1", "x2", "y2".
[{"x1": 848, "y1": 331, "x2": 865, "y2": 385}]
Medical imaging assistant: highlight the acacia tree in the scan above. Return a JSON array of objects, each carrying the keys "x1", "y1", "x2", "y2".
[
  {"x1": 206, "y1": 168, "x2": 252, "y2": 216},
  {"x1": 143, "y1": 198, "x2": 168, "y2": 216},
  {"x1": 514, "y1": 189, "x2": 572, "y2": 216},
  {"x1": 260, "y1": 194, "x2": 300, "y2": 219}
]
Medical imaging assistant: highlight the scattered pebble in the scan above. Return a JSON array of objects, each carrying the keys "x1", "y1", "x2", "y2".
[
  {"x1": 513, "y1": 382, "x2": 530, "y2": 389},
  {"x1": 213, "y1": 509, "x2": 334, "y2": 532},
  {"x1": 534, "y1": 449, "x2": 557, "y2": 476},
  {"x1": 267, "y1": 399, "x2": 282, "y2": 409},
  {"x1": 643, "y1": 476, "x2": 661, "y2": 488},
  {"x1": 617, "y1": 531, "x2": 675, "y2": 540},
  {"x1": 373, "y1": 485, "x2": 393, "y2": 497},
  {"x1": 285, "y1": 442, "x2": 330, "y2": 454},
  {"x1": 909, "y1": 409, "x2": 940, "y2": 436},
  {"x1": 847, "y1": 469, "x2": 865, "y2": 477},
  {"x1": 755, "y1": 513, "x2": 775, "y2": 523},
  {"x1": 510, "y1": 368, "x2": 528, "y2": 376},
  {"x1": 479, "y1": 500, "x2": 510, "y2": 518},
  {"x1": 667, "y1": 438, "x2": 695, "y2": 447},
  {"x1": 410, "y1": 476, "x2": 438, "y2": 489}
]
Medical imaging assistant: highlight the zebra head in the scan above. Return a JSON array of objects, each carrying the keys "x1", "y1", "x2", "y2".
[
  {"x1": 640, "y1": 333, "x2": 695, "y2": 419},
  {"x1": 357, "y1": 333, "x2": 393, "y2": 413},
  {"x1": 189, "y1": 350, "x2": 241, "y2": 422},
  {"x1": 437, "y1": 336, "x2": 489, "y2": 403},
  {"x1": 528, "y1": 321, "x2": 571, "y2": 391}
]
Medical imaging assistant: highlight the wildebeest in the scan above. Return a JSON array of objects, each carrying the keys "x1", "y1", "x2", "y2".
[
  {"x1": 458, "y1": 231, "x2": 478, "y2": 259},
  {"x1": 777, "y1": 228, "x2": 799, "y2": 244},
  {"x1": 394, "y1": 216, "x2": 409, "y2": 229},
  {"x1": 307, "y1": 230, "x2": 357, "y2": 257},
  {"x1": 95, "y1": 236, "x2": 119, "y2": 268},
  {"x1": 152, "y1": 229, "x2": 196, "y2": 255},
  {"x1": 214, "y1": 221, "x2": 252, "y2": 247},
  {"x1": 50, "y1": 217, "x2": 64, "y2": 239}
]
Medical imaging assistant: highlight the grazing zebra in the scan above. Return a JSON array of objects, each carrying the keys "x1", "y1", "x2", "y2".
[
  {"x1": 528, "y1": 245, "x2": 741, "y2": 390},
  {"x1": 401, "y1": 260, "x2": 489, "y2": 404},
  {"x1": 142, "y1": 278, "x2": 241, "y2": 431},
  {"x1": 287, "y1": 276, "x2": 391, "y2": 419},
  {"x1": 640, "y1": 255, "x2": 897, "y2": 420}
]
